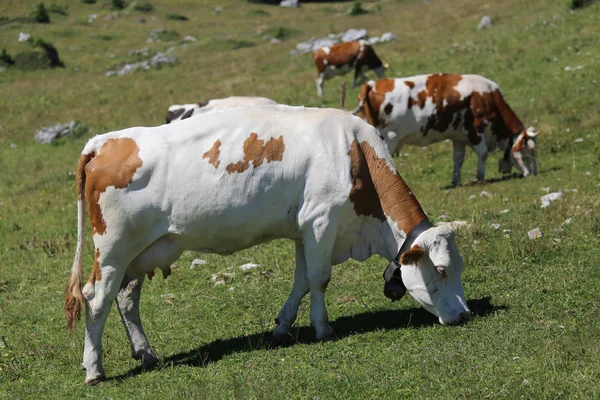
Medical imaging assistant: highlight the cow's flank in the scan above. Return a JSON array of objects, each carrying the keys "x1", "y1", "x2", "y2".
[
  {"x1": 202, "y1": 139, "x2": 222, "y2": 169},
  {"x1": 226, "y1": 132, "x2": 285, "y2": 174},
  {"x1": 85, "y1": 138, "x2": 143, "y2": 235}
]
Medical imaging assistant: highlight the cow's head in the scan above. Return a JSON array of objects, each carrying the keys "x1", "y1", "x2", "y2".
[
  {"x1": 500, "y1": 126, "x2": 539, "y2": 176},
  {"x1": 399, "y1": 225, "x2": 471, "y2": 325},
  {"x1": 165, "y1": 104, "x2": 197, "y2": 124}
]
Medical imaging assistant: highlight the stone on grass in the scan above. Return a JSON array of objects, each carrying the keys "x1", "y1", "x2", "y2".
[
  {"x1": 540, "y1": 192, "x2": 562, "y2": 208},
  {"x1": 183, "y1": 35, "x2": 197, "y2": 42},
  {"x1": 106, "y1": 52, "x2": 176, "y2": 76},
  {"x1": 280, "y1": 0, "x2": 299, "y2": 7},
  {"x1": 477, "y1": 15, "x2": 492, "y2": 30},
  {"x1": 240, "y1": 263, "x2": 260, "y2": 272},
  {"x1": 527, "y1": 228, "x2": 543, "y2": 240},
  {"x1": 18, "y1": 32, "x2": 31, "y2": 42},
  {"x1": 341, "y1": 28, "x2": 367, "y2": 42},
  {"x1": 34, "y1": 121, "x2": 88, "y2": 144},
  {"x1": 480, "y1": 190, "x2": 492, "y2": 198},
  {"x1": 189, "y1": 258, "x2": 206, "y2": 269}
]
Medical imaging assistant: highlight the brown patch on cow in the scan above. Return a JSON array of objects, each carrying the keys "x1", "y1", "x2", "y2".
[
  {"x1": 511, "y1": 131, "x2": 528, "y2": 152},
  {"x1": 404, "y1": 80, "x2": 415, "y2": 89},
  {"x1": 374, "y1": 79, "x2": 395, "y2": 94},
  {"x1": 313, "y1": 41, "x2": 361, "y2": 73},
  {"x1": 349, "y1": 140, "x2": 427, "y2": 234},
  {"x1": 384, "y1": 103, "x2": 394, "y2": 115},
  {"x1": 347, "y1": 140, "x2": 385, "y2": 220},
  {"x1": 202, "y1": 139, "x2": 221, "y2": 169},
  {"x1": 85, "y1": 138, "x2": 143, "y2": 235},
  {"x1": 181, "y1": 109, "x2": 194, "y2": 120},
  {"x1": 400, "y1": 245, "x2": 425, "y2": 266},
  {"x1": 226, "y1": 132, "x2": 285, "y2": 174},
  {"x1": 88, "y1": 248, "x2": 102, "y2": 284}
]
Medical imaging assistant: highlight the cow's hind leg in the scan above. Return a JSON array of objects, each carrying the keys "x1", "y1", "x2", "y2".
[
  {"x1": 274, "y1": 240, "x2": 309, "y2": 339},
  {"x1": 452, "y1": 141, "x2": 467, "y2": 186},
  {"x1": 119, "y1": 235, "x2": 183, "y2": 367},
  {"x1": 471, "y1": 140, "x2": 489, "y2": 182},
  {"x1": 316, "y1": 73, "x2": 325, "y2": 97},
  {"x1": 81, "y1": 254, "x2": 128, "y2": 385},
  {"x1": 116, "y1": 274, "x2": 158, "y2": 369}
]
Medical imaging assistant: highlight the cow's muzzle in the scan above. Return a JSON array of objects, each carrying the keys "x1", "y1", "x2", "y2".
[{"x1": 383, "y1": 260, "x2": 407, "y2": 301}]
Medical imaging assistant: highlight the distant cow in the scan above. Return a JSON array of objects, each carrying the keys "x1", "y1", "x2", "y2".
[
  {"x1": 65, "y1": 105, "x2": 470, "y2": 385},
  {"x1": 166, "y1": 96, "x2": 277, "y2": 123},
  {"x1": 354, "y1": 74, "x2": 539, "y2": 186},
  {"x1": 313, "y1": 40, "x2": 388, "y2": 97}
]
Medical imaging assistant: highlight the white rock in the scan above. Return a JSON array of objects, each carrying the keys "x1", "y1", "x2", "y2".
[
  {"x1": 240, "y1": 263, "x2": 260, "y2": 272},
  {"x1": 379, "y1": 32, "x2": 397, "y2": 42},
  {"x1": 271, "y1": 38, "x2": 281, "y2": 44},
  {"x1": 540, "y1": 192, "x2": 563, "y2": 208},
  {"x1": 214, "y1": 280, "x2": 225, "y2": 286},
  {"x1": 527, "y1": 228, "x2": 543, "y2": 240},
  {"x1": 213, "y1": 6, "x2": 224, "y2": 14},
  {"x1": 18, "y1": 32, "x2": 31, "y2": 42},
  {"x1": 563, "y1": 218, "x2": 572, "y2": 225},
  {"x1": 477, "y1": 15, "x2": 492, "y2": 30},
  {"x1": 500, "y1": 209, "x2": 510, "y2": 214},
  {"x1": 491, "y1": 223, "x2": 501, "y2": 230},
  {"x1": 503, "y1": 229, "x2": 512, "y2": 233},
  {"x1": 88, "y1": 14, "x2": 97, "y2": 23},
  {"x1": 480, "y1": 191, "x2": 492, "y2": 198},
  {"x1": 183, "y1": 35, "x2": 197, "y2": 42},
  {"x1": 280, "y1": 0, "x2": 299, "y2": 7},
  {"x1": 574, "y1": 137, "x2": 584, "y2": 143},
  {"x1": 9, "y1": 143, "x2": 17, "y2": 148},
  {"x1": 342, "y1": 28, "x2": 368, "y2": 42},
  {"x1": 469, "y1": 195, "x2": 477, "y2": 200},
  {"x1": 190, "y1": 258, "x2": 206, "y2": 269}
]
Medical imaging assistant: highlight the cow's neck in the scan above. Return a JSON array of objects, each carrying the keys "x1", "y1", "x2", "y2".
[{"x1": 358, "y1": 140, "x2": 429, "y2": 259}]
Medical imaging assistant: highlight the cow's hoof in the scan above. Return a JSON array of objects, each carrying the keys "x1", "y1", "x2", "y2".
[
  {"x1": 133, "y1": 350, "x2": 159, "y2": 369},
  {"x1": 85, "y1": 374, "x2": 106, "y2": 386}
]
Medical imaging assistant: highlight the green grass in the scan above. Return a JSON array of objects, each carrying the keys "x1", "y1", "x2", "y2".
[{"x1": 1, "y1": 0, "x2": 600, "y2": 398}]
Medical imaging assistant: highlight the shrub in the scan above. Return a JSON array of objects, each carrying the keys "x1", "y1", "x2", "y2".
[
  {"x1": 247, "y1": 9, "x2": 270, "y2": 16},
  {"x1": 148, "y1": 29, "x2": 180, "y2": 42},
  {"x1": 133, "y1": 1, "x2": 154, "y2": 13},
  {"x1": 0, "y1": 49, "x2": 14, "y2": 66},
  {"x1": 571, "y1": 0, "x2": 598, "y2": 8},
  {"x1": 81, "y1": 0, "x2": 96, "y2": 3},
  {"x1": 348, "y1": 2, "x2": 368, "y2": 16},
  {"x1": 33, "y1": 39, "x2": 64, "y2": 67},
  {"x1": 33, "y1": 3, "x2": 51, "y2": 23},
  {"x1": 265, "y1": 26, "x2": 300, "y2": 40},
  {"x1": 48, "y1": 3, "x2": 68, "y2": 16},
  {"x1": 166, "y1": 13, "x2": 188, "y2": 21},
  {"x1": 112, "y1": 0, "x2": 126, "y2": 10}
]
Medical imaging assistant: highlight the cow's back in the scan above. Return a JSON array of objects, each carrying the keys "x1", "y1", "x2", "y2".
[{"x1": 86, "y1": 106, "x2": 374, "y2": 254}]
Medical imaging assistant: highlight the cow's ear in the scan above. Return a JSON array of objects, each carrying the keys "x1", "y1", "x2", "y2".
[
  {"x1": 400, "y1": 245, "x2": 425, "y2": 266},
  {"x1": 166, "y1": 108, "x2": 185, "y2": 123}
]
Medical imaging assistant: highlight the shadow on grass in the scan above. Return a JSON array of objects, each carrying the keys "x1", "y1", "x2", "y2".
[
  {"x1": 442, "y1": 166, "x2": 563, "y2": 189},
  {"x1": 111, "y1": 297, "x2": 505, "y2": 382}
]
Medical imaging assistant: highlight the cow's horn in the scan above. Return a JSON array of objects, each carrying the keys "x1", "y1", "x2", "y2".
[
  {"x1": 526, "y1": 127, "x2": 540, "y2": 138},
  {"x1": 383, "y1": 62, "x2": 390, "y2": 69}
]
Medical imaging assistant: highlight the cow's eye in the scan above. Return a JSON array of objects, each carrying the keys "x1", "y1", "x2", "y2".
[{"x1": 435, "y1": 266, "x2": 447, "y2": 278}]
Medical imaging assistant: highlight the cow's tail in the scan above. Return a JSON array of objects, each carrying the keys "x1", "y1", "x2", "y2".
[{"x1": 65, "y1": 151, "x2": 95, "y2": 332}]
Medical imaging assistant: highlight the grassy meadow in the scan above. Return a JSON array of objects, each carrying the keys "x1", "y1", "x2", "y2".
[{"x1": 1, "y1": 0, "x2": 600, "y2": 398}]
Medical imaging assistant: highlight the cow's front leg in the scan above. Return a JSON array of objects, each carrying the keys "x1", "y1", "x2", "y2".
[
  {"x1": 116, "y1": 273, "x2": 158, "y2": 369},
  {"x1": 81, "y1": 262, "x2": 125, "y2": 385},
  {"x1": 452, "y1": 141, "x2": 467, "y2": 186},
  {"x1": 274, "y1": 240, "x2": 309, "y2": 339},
  {"x1": 472, "y1": 140, "x2": 489, "y2": 182},
  {"x1": 316, "y1": 73, "x2": 325, "y2": 97}
]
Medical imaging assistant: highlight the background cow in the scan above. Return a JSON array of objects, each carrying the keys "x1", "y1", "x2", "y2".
[
  {"x1": 165, "y1": 96, "x2": 277, "y2": 123},
  {"x1": 313, "y1": 40, "x2": 388, "y2": 97},
  {"x1": 354, "y1": 74, "x2": 539, "y2": 186},
  {"x1": 65, "y1": 106, "x2": 470, "y2": 385}
]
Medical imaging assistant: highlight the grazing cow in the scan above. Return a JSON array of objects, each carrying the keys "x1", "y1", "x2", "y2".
[
  {"x1": 65, "y1": 106, "x2": 470, "y2": 385},
  {"x1": 165, "y1": 96, "x2": 277, "y2": 123},
  {"x1": 354, "y1": 74, "x2": 539, "y2": 186},
  {"x1": 313, "y1": 40, "x2": 388, "y2": 97}
]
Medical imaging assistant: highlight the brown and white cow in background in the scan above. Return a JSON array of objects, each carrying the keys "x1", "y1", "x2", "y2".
[
  {"x1": 354, "y1": 74, "x2": 539, "y2": 186},
  {"x1": 313, "y1": 40, "x2": 388, "y2": 97},
  {"x1": 166, "y1": 96, "x2": 277, "y2": 123},
  {"x1": 65, "y1": 105, "x2": 470, "y2": 384}
]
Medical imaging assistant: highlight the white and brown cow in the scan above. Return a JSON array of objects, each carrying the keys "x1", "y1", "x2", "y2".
[
  {"x1": 65, "y1": 106, "x2": 470, "y2": 384},
  {"x1": 165, "y1": 96, "x2": 277, "y2": 123},
  {"x1": 354, "y1": 74, "x2": 539, "y2": 186},
  {"x1": 313, "y1": 40, "x2": 388, "y2": 97}
]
